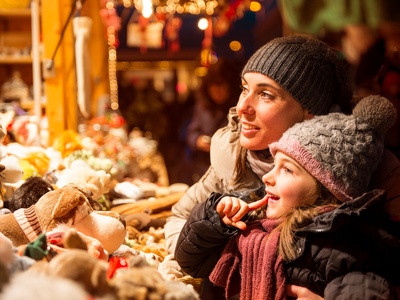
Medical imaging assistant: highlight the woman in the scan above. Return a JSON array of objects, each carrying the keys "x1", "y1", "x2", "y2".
[
  {"x1": 175, "y1": 95, "x2": 400, "y2": 299},
  {"x1": 165, "y1": 35, "x2": 400, "y2": 257}
]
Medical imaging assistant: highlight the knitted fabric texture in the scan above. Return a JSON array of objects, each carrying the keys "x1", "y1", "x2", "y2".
[
  {"x1": 269, "y1": 95, "x2": 397, "y2": 202},
  {"x1": 209, "y1": 219, "x2": 286, "y2": 300},
  {"x1": 14, "y1": 206, "x2": 41, "y2": 242},
  {"x1": 241, "y1": 35, "x2": 352, "y2": 115}
]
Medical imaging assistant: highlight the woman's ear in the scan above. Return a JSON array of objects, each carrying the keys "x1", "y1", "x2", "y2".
[{"x1": 303, "y1": 110, "x2": 314, "y2": 121}]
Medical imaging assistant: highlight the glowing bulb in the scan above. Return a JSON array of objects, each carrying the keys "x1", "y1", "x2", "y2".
[
  {"x1": 198, "y1": 17, "x2": 208, "y2": 30},
  {"x1": 229, "y1": 40, "x2": 242, "y2": 51},
  {"x1": 249, "y1": 1, "x2": 262, "y2": 12},
  {"x1": 142, "y1": 0, "x2": 153, "y2": 18}
]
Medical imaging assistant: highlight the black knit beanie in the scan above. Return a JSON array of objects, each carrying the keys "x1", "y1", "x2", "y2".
[{"x1": 242, "y1": 35, "x2": 353, "y2": 115}]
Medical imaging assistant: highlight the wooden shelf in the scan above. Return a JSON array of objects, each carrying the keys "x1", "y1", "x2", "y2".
[
  {"x1": 0, "y1": 56, "x2": 32, "y2": 64},
  {"x1": 0, "y1": 8, "x2": 31, "y2": 18}
]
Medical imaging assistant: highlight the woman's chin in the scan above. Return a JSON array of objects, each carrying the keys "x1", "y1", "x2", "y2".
[{"x1": 239, "y1": 136, "x2": 268, "y2": 151}]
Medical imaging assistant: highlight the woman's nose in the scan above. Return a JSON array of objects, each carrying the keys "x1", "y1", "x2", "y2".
[{"x1": 237, "y1": 93, "x2": 255, "y2": 116}]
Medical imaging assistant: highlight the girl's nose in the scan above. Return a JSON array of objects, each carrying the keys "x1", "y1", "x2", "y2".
[{"x1": 262, "y1": 170, "x2": 275, "y2": 186}]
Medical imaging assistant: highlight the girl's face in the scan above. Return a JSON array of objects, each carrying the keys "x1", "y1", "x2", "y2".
[
  {"x1": 262, "y1": 151, "x2": 318, "y2": 219},
  {"x1": 237, "y1": 73, "x2": 312, "y2": 150}
]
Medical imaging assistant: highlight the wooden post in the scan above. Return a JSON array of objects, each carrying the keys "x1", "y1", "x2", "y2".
[
  {"x1": 41, "y1": 0, "x2": 78, "y2": 145},
  {"x1": 41, "y1": 0, "x2": 110, "y2": 144}
]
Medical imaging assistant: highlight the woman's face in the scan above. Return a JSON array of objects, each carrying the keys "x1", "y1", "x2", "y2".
[
  {"x1": 262, "y1": 151, "x2": 318, "y2": 219},
  {"x1": 237, "y1": 72, "x2": 311, "y2": 150}
]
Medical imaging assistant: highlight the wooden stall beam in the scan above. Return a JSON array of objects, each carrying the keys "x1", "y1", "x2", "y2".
[{"x1": 41, "y1": 0, "x2": 78, "y2": 144}]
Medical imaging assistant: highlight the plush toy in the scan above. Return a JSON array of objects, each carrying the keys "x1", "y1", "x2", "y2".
[
  {"x1": 39, "y1": 249, "x2": 112, "y2": 297},
  {"x1": 0, "y1": 155, "x2": 23, "y2": 184},
  {"x1": 55, "y1": 164, "x2": 111, "y2": 201},
  {"x1": 5, "y1": 176, "x2": 54, "y2": 212},
  {"x1": 0, "y1": 232, "x2": 35, "y2": 291},
  {"x1": 0, "y1": 271, "x2": 90, "y2": 300},
  {"x1": 109, "y1": 255, "x2": 199, "y2": 300},
  {"x1": 46, "y1": 226, "x2": 109, "y2": 261},
  {"x1": 0, "y1": 184, "x2": 126, "y2": 254},
  {"x1": 0, "y1": 124, "x2": 23, "y2": 185}
]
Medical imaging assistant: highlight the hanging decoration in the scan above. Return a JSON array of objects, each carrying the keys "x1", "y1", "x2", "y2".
[
  {"x1": 213, "y1": 0, "x2": 246, "y2": 37},
  {"x1": 200, "y1": 16, "x2": 217, "y2": 67},
  {"x1": 73, "y1": 15, "x2": 93, "y2": 119},
  {"x1": 164, "y1": 15, "x2": 182, "y2": 52},
  {"x1": 100, "y1": 0, "x2": 121, "y2": 111},
  {"x1": 127, "y1": 12, "x2": 164, "y2": 52}
]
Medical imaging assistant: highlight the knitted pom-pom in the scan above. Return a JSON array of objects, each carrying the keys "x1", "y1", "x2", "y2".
[{"x1": 353, "y1": 95, "x2": 397, "y2": 136}]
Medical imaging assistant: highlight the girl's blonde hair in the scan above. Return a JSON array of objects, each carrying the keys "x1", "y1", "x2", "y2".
[{"x1": 277, "y1": 182, "x2": 340, "y2": 261}]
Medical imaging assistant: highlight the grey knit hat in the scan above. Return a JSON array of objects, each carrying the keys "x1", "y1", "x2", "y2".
[
  {"x1": 242, "y1": 35, "x2": 353, "y2": 115},
  {"x1": 269, "y1": 95, "x2": 397, "y2": 202}
]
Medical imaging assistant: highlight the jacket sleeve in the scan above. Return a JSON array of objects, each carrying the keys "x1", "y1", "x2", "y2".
[
  {"x1": 164, "y1": 165, "x2": 227, "y2": 254},
  {"x1": 164, "y1": 108, "x2": 241, "y2": 255},
  {"x1": 175, "y1": 192, "x2": 238, "y2": 278},
  {"x1": 325, "y1": 272, "x2": 394, "y2": 300},
  {"x1": 371, "y1": 149, "x2": 400, "y2": 221}
]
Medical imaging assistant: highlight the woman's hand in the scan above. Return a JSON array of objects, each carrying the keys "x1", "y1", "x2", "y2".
[
  {"x1": 286, "y1": 284, "x2": 324, "y2": 300},
  {"x1": 216, "y1": 196, "x2": 268, "y2": 230}
]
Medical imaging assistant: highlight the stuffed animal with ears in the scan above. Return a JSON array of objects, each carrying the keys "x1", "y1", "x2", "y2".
[
  {"x1": 5, "y1": 176, "x2": 54, "y2": 212},
  {"x1": 0, "y1": 184, "x2": 126, "y2": 254},
  {"x1": 55, "y1": 164, "x2": 111, "y2": 201}
]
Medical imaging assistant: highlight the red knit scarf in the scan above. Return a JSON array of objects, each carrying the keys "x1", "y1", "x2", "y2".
[{"x1": 209, "y1": 218, "x2": 286, "y2": 300}]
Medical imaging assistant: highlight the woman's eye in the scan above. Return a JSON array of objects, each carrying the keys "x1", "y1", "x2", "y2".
[
  {"x1": 260, "y1": 91, "x2": 274, "y2": 100},
  {"x1": 240, "y1": 85, "x2": 248, "y2": 94}
]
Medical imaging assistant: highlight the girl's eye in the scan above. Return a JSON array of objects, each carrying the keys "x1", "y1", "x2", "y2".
[{"x1": 283, "y1": 167, "x2": 293, "y2": 174}]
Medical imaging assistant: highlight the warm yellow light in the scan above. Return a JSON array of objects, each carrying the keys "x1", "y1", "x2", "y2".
[
  {"x1": 194, "y1": 66, "x2": 208, "y2": 77},
  {"x1": 249, "y1": 1, "x2": 262, "y2": 12},
  {"x1": 142, "y1": 0, "x2": 154, "y2": 18},
  {"x1": 198, "y1": 17, "x2": 208, "y2": 30},
  {"x1": 229, "y1": 40, "x2": 242, "y2": 51},
  {"x1": 106, "y1": 1, "x2": 114, "y2": 9}
]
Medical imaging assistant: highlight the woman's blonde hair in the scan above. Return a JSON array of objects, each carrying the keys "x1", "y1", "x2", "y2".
[{"x1": 232, "y1": 143, "x2": 247, "y2": 184}]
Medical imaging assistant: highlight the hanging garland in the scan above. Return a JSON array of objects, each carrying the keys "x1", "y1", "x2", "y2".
[{"x1": 100, "y1": 0, "x2": 121, "y2": 111}]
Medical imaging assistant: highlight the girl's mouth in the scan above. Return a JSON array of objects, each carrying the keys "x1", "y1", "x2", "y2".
[{"x1": 266, "y1": 193, "x2": 280, "y2": 203}]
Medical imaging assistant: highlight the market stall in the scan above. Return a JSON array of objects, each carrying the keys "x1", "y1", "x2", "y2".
[{"x1": 0, "y1": 0, "x2": 399, "y2": 298}]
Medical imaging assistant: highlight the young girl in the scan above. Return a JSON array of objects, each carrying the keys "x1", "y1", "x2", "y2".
[{"x1": 175, "y1": 95, "x2": 400, "y2": 300}]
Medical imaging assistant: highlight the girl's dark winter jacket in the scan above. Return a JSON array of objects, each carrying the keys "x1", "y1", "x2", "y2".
[{"x1": 175, "y1": 188, "x2": 400, "y2": 299}]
